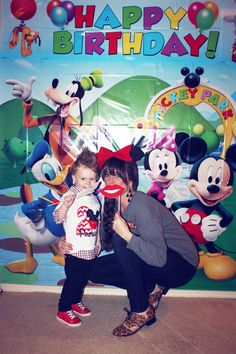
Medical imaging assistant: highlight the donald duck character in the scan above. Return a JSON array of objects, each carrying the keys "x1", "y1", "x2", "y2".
[
  {"x1": 19, "y1": 140, "x2": 69, "y2": 238},
  {"x1": 6, "y1": 140, "x2": 70, "y2": 274}
]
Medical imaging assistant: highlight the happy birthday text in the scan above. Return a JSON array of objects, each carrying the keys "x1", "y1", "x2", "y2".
[{"x1": 52, "y1": 5, "x2": 220, "y2": 58}]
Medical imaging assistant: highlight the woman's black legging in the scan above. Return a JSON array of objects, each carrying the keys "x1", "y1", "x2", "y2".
[{"x1": 90, "y1": 234, "x2": 196, "y2": 313}]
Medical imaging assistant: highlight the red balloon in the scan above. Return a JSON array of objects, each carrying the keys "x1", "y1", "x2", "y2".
[
  {"x1": 46, "y1": 0, "x2": 62, "y2": 17},
  {"x1": 188, "y1": 2, "x2": 205, "y2": 27},
  {"x1": 10, "y1": 0, "x2": 37, "y2": 21},
  {"x1": 204, "y1": 1, "x2": 219, "y2": 20}
]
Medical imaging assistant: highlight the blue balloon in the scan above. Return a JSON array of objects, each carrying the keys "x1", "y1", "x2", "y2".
[{"x1": 50, "y1": 6, "x2": 67, "y2": 28}]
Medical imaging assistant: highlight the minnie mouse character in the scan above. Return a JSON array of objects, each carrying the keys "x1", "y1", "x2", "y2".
[{"x1": 143, "y1": 127, "x2": 190, "y2": 208}]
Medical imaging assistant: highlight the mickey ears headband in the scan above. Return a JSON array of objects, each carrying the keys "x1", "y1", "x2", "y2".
[{"x1": 96, "y1": 144, "x2": 144, "y2": 169}]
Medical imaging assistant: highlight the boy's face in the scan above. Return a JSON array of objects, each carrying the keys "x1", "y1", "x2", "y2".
[{"x1": 73, "y1": 165, "x2": 97, "y2": 190}]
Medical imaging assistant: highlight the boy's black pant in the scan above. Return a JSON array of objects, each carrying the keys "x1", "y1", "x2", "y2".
[{"x1": 58, "y1": 254, "x2": 95, "y2": 312}]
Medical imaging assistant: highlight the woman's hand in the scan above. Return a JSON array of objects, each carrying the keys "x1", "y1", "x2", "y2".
[
  {"x1": 95, "y1": 241, "x2": 102, "y2": 256},
  {"x1": 112, "y1": 212, "x2": 133, "y2": 242},
  {"x1": 57, "y1": 236, "x2": 73, "y2": 256}
]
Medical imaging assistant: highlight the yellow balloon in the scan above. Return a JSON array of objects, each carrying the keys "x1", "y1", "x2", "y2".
[
  {"x1": 193, "y1": 124, "x2": 204, "y2": 136},
  {"x1": 216, "y1": 124, "x2": 224, "y2": 137}
]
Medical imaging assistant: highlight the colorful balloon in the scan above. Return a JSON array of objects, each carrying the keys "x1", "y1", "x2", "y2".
[
  {"x1": 61, "y1": 1, "x2": 75, "y2": 23},
  {"x1": 46, "y1": 0, "x2": 62, "y2": 17},
  {"x1": 204, "y1": 1, "x2": 219, "y2": 20},
  {"x1": 197, "y1": 8, "x2": 215, "y2": 31},
  {"x1": 50, "y1": 6, "x2": 68, "y2": 28},
  {"x1": 10, "y1": 0, "x2": 37, "y2": 21},
  {"x1": 188, "y1": 2, "x2": 205, "y2": 27}
]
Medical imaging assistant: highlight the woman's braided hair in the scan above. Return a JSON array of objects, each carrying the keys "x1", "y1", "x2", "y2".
[{"x1": 101, "y1": 157, "x2": 139, "y2": 250}]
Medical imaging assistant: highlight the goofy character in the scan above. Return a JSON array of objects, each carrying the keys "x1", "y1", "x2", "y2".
[{"x1": 6, "y1": 70, "x2": 103, "y2": 169}]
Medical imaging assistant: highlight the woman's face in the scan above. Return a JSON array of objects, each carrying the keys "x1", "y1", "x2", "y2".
[
  {"x1": 103, "y1": 170, "x2": 127, "y2": 188},
  {"x1": 103, "y1": 170, "x2": 130, "y2": 198}
]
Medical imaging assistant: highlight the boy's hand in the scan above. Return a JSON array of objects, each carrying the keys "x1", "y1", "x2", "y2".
[{"x1": 64, "y1": 194, "x2": 76, "y2": 207}]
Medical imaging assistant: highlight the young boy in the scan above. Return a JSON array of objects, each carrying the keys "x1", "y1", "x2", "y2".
[{"x1": 54, "y1": 147, "x2": 101, "y2": 327}]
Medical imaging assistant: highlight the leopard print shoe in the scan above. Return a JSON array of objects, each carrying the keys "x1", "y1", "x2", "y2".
[
  {"x1": 112, "y1": 306, "x2": 156, "y2": 337},
  {"x1": 148, "y1": 286, "x2": 166, "y2": 310}
]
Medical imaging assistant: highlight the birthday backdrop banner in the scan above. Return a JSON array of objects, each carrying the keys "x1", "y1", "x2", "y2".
[{"x1": 1, "y1": 0, "x2": 236, "y2": 291}]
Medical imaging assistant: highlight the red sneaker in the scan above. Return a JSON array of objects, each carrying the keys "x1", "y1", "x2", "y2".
[
  {"x1": 56, "y1": 310, "x2": 81, "y2": 327},
  {"x1": 71, "y1": 302, "x2": 91, "y2": 317}
]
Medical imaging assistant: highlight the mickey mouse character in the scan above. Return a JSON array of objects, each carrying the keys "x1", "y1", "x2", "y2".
[{"x1": 172, "y1": 138, "x2": 236, "y2": 280}]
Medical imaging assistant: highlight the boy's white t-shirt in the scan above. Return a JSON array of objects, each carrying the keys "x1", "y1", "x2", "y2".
[{"x1": 64, "y1": 194, "x2": 101, "y2": 253}]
